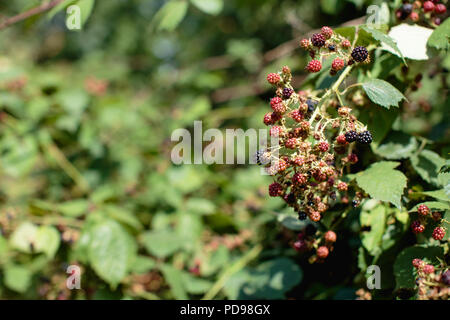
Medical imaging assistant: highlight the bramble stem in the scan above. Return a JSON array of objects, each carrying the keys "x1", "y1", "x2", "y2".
[{"x1": 202, "y1": 244, "x2": 263, "y2": 300}]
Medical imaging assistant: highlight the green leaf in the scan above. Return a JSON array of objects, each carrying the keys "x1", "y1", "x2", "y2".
[
  {"x1": 190, "y1": 0, "x2": 223, "y2": 15},
  {"x1": 410, "y1": 201, "x2": 449, "y2": 212},
  {"x1": 411, "y1": 150, "x2": 446, "y2": 187},
  {"x1": 129, "y1": 256, "x2": 156, "y2": 274},
  {"x1": 224, "y1": 258, "x2": 302, "y2": 299},
  {"x1": 142, "y1": 229, "x2": 184, "y2": 258},
  {"x1": 9, "y1": 222, "x2": 38, "y2": 253},
  {"x1": 361, "y1": 25, "x2": 405, "y2": 64},
  {"x1": 35, "y1": 226, "x2": 60, "y2": 258},
  {"x1": 160, "y1": 264, "x2": 188, "y2": 299},
  {"x1": 394, "y1": 245, "x2": 443, "y2": 289},
  {"x1": 374, "y1": 131, "x2": 418, "y2": 160},
  {"x1": 155, "y1": 0, "x2": 189, "y2": 32},
  {"x1": 88, "y1": 220, "x2": 136, "y2": 288},
  {"x1": 320, "y1": 0, "x2": 344, "y2": 15},
  {"x1": 77, "y1": 0, "x2": 95, "y2": 26},
  {"x1": 185, "y1": 198, "x2": 216, "y2": 215},
  {"x1": 103, "y1": 205, "x2": 143, "y2": 231},
  {"x1": 360, "y1": 205, "x2": 386, "y2": 256},
  {"x1": 427, "y1": 18, "x2": 450, "y2": 50},
  {"x1": 4, "y1": 265, "x2": 32, "y2": 293},
  {"x1": 383, "y1": 24, "x2": 434, "y2": 60},
  {"x1": 277, "y1": 212, "x2": 306, "y2": 231},
  {"x1": 420, "y1": 189, "x2": 449, "y2": 202},
  {"x1": 362, "y1": 79, "x2": 406, "y2": 109},
  {"x1": 181, "y1": 272, "x2": 212, "y2": 294},
  {"x1": 57, "y1": 199, "x2": 89, "y2": 217},
  {"x1": 356, "y1": 162, "x2": 407, "y2": 208}
]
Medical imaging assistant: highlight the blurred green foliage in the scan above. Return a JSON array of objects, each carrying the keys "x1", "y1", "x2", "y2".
[{"x1": 0, "y1": 0, "x2": 448, "y2": 300}]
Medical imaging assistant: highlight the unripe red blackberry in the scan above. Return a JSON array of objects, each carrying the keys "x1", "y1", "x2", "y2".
[
  {"x1": 306, "y1": 60, "x2": 322, "y2": 73},
  {"x1": 331, "y1": 58, "x2": 345, "y2": 71},
  {"x1": 293, "y1": 239, "x2": 307, "y2": 252},
  {"x1": 293, "y1": 156, "x2": 305, "y2": 166},
  {"x1": 417, "y1": 204, "x2": 430, "y2": 217},
  {"x1": 311, "y1": 33, "x2": 326, "y2": 47},
  {"x1": 324, "y1": 230, "x2": 337, "y2": 243},
  {"x1": 267, "y1": 73, "x2": 281, "y2": 85},
  {"x1": 337, "y1": 181, "x2": 348, "y2": 191},
  {"x1": 270, "y1": 97, "x2": 282, "y2": 107},
  {"x1": 432, "y1": 227, "x2": 446, "y2": 241},
  {"x1": 412, "y1": 258, "x2": 423, "y2": 269},
  {"x1": 317, "y1": 246, "x2": 329, "y2": 259},
  {"x1": 423, "y1": 1, "x2": 435, "y2": 12},
  {"x1": 341, "y1": 39, "x2": 351, "y2": 48},
  {"x1": 351, "y1": 46, "x2": 369, "y2": 62},
  {"x1": 263, "y1": 112, "x2": 274, "y2": 125},
  {"x1": 290, "y1": 110, "x2": 304, "y2": 123},
  {"x1": 300, "y1": 120, "x2": 310, "y2": 132},
  {"x1": 435, "y1": 4, "x2": 446, "y2": 14},
  {"x1": 277, "y1": 159, "x2": 288, "y2": 172},
  {"x1": 317, "y1": 141, "x2": 329, "y2": 152},
  {"x1": 268, "y1": 182, "x2": 283, "y2": 197},
  {"x1": 336, "y1": 135, "x2": 347, "y2": 145},
  {"x1": 423, "y1": 264, "x2": 434, "y2": 274},
  {"x1": 410, "y1": 12, "x2": 419, "y2": 22},
  {"x1": 310, "y1": 211, "x2": 321, "y2": 222},
  {"x1": 300, "y1": 39, "x2": 310, "y2": 49},
  {"x1": 321, "y1": 26, "x2": 333, "y2": 39},
  {"x1": 285, "y1": 137, "x2": 298, "y2": 149},
  {"x1": 270, "y1": 126, "x2": 283, "y2": 137},
  {"x1": 411, "y1": 220, "x2": 425, "y2": 234},
  {"x1": 292, "y1": 172, "x2": 307, "y2": 185},
  {"x1": 272, "y1": 102, "x2": 286, "y2": 114},
  {"x1": 281, "y1": 65, "x2": 291, "y2": 75},
  {"x1": 348, "y1": 153, "x2": 358, "y2": 164}
]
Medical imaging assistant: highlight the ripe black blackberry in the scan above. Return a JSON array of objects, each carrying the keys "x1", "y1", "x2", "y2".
[
  {"x1": 357, "y1": 130, "x2": 373, "y2": 144},
  {"x1": 311, "y1": 33, "x2": 326, "y2": 47},
  {"x1": 306, "y1": 99, "x2": 317, "y2": 112},
  {"x1": 298, "y1": 211, "x2": 307, "y2": 221},
  {"x1": 328, "y1": 44, "x2": 336, "y2": 51},
  {"x1": 442, "y1": 270, "x2": 450, "y2": 285},
  {"x1": 344, "y1": 130, "x2": 358, "y2": 142},
  {"x1": 351, "y1": 46, "x2": 368, "y2": 62}
]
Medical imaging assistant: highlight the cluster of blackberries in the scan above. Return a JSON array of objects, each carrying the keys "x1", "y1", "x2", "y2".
[
  {"x1": 263, "y1": 71, "x2": 371, "y2": 225},
  {"x1": 396, "y1": 1, "x2": 447, "y2": 25},
  {"x1": 344, "y1": 130, "x2": 373, "y2": 144},
  {"x1": 293, "y1": 227, "x2": 337, "y2": 260},
  {"x1": 300, "y1": 26, "x2": 370, "y2": 75},
  {"x1": 410, "y1": 204, "x2": 447, "y2": 240},
  {"x1": 413, "y1": 258, "x2": 450, "y2": 300}
]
